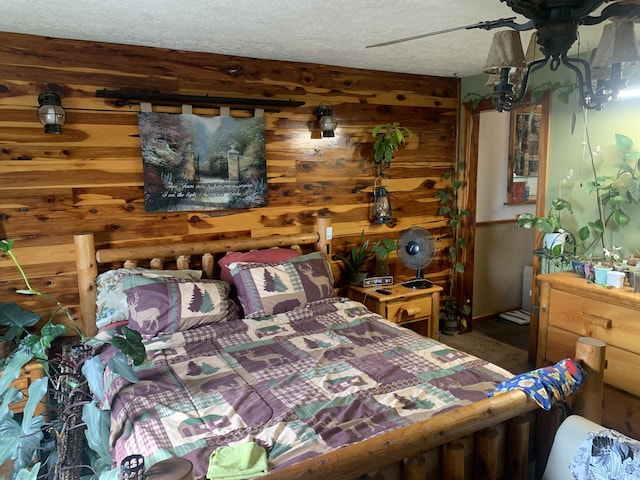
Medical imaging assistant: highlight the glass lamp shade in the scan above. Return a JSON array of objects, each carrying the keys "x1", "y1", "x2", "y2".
[
  {"x1": 372, "y1": 178, "x2": 392, "y2": 224},
  {"x1": 37, "y1": 92, "x2": 66, "y2": 134},
  {"x1": 318, "y1": 114, "x2": 337, "y2": 137},
  {"x1": 315, "y1": 104, "x2": 337, "y2": 138}
]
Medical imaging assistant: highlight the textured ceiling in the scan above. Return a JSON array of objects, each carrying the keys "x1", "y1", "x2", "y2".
[{"x1": 1, "y1": 0, "x2": 613, "y2": 78}]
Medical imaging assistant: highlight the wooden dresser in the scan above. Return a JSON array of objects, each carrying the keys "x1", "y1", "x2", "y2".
[{"x1": 536, "y1": 272, "x2": 640, "y2": 438}]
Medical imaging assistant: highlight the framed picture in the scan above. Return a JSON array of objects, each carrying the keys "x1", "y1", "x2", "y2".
[{"x1": 506, "y1": 91, "x2": 550, "y2": 204}]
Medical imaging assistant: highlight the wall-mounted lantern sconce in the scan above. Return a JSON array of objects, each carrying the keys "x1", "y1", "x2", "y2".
[
  {"x1": 314, "y1": 103, "x2": 337, "y2": 137},
  {"x1": 37, "y1": 91, "x2": 66, "y2": 134},
  {"x1": 372, "y1": 175, "x2": 392, "y2": 224}
]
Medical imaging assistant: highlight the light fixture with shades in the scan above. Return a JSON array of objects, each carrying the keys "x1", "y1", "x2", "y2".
[
  {"x1": 483, "y1": 2, "x2": 640, "y2": 112},
  {"x1": 372, "y1": 175, "x2": 392, "y2": 224},
  {"x1": 314, "y1": 103, "x2": 337, "y2": 138},
  {"x1": 367, "y1": 1, "x2": 640, "y2": 113},
  {"x1": 37, "y1": 91, "x2": 66, "y2": 134}
]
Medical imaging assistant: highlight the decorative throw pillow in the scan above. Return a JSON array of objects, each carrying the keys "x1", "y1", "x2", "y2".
[
  {"x1": 230, "y1": 251, "x2": 336, "y2": 319},
  {"x1": 124, "y1": 278, "x2": 238, "y2": 336},
  {"x1": 218, "y1": 248, "x2": 300, "y2": 286},
  {"x1": 95, "y1": 268, "x2": 202, "y2": 331},
  {"x1": 570, "y1": 428, "x2": 640, "y2": 480}
]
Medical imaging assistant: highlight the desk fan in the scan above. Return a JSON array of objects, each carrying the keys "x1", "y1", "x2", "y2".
[{"x1": 397, "y1": 226, "x2": 436, "y2": 289}]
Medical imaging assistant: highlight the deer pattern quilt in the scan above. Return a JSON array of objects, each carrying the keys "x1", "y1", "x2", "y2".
[{"x1": 100, "y1": 299, "x2": 513, "y2": 479}]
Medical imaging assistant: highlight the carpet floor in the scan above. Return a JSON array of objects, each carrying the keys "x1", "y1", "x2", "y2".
[{"x1": 439, "y1": 317, "x2": 534, "y2": 374}]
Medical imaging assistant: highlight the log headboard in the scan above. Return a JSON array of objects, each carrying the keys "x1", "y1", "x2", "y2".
[{"x1": 73, "y1": 215, "x2": 332, "y2": 337}]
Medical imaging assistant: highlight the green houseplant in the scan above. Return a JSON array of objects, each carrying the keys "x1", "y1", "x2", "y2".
[
  {"x1": 435, "y1": 161, "x2": 471, "y2": 334},
  {"x1": 578, "y1": 132, "x2": 640, "y2": 254},
  {"x1": 516, "y1": 197, "x2": 573, "y2": 235},
  {"x1": 336, "y1": 231, "x2": 373, "y2": 286},
  {"x1": 371, "y1": 122, "x2": 412, "y2": 174},
  {"x1": 0, "y1": 239, "x2": 145, "y2": 480},
  {"x1": 371, "y1": 238, "x2": 396, "y2": 276}
]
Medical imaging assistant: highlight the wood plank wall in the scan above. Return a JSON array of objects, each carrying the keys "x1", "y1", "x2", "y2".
[{"x1": 0, "y1": 32, "x2": 460, "y2": 334}]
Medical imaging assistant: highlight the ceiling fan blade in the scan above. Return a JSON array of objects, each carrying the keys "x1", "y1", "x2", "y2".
[{"x1": 365, "y1": 17, "x2": 530, "y2": 49}]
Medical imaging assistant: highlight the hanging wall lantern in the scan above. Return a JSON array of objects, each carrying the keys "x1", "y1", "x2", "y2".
[
  {"x1": 372, "y1": 175, "x2": 392, "y2": 224},
  {"x1": 37, "y1": 91, "x2": 66, "y2": 134}
]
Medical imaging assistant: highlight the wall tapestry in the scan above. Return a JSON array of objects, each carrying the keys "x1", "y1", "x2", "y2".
[{"x1": 138, "y1": 113, "x2": 267, "y2": 212}]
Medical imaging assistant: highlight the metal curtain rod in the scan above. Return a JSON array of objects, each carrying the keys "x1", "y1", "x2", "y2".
[{"x1": 95, "y1": 89, "x2": 306, "y2": 110}]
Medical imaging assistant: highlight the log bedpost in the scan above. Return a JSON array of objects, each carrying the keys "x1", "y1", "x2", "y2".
[
  {"x1": 475, "y1": 427, "x2": 498, "y2": 480},
  {"x1": 572, "y1": 336, "x2": 606, "y2": 424},
  {"x1": 442, "y1": 440, "x2": 464, "y2": 480},
  {"x1": 74, "y1": 232, "x2": 98, "y2": 337},
  {"x1": 402, "y1": 455, "x2": 426, "y2": 480},
  {"x1": 507, "y1": 414, "x2": 530, "y2": 479}
]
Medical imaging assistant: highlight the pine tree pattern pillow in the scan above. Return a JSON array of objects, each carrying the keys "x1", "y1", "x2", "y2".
[
  {"x1": 230, "y1": 252, "x2": 336, "y2": 319},
  {"x1": 95, "y1": 268, "x2": 203, "y2": 331},
  {"x1": 124, "y1": 278, "x2": 239, "y2": 336}
]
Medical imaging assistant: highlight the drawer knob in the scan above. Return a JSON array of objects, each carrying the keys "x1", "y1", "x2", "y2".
[
  {"x1": 587, "y1": 314, "x2": 613, "y2": 329},
  {"x1": 399, "y1": 306, "x2": 421, "y2": 319}
]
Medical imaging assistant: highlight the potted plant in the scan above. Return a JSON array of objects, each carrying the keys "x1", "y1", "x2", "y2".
[
  {"x1": 0, "y1": 239, "x2": 145, "y2": 480},
  {"x1": 435, "y1": 161, "x2": 471, "y2": 335},
  {"x1": 516, "y1": 197, "x2": 575, "y2": 256},
  {"x1": 371, "y1": 122, "x2": 412, "y2": 174},
  {"x1": 371, "y1": 238, "x2": 396, "y2": 276},
  {"x1": 336, "y1": 231, "x2": 373, "y2": 286}
]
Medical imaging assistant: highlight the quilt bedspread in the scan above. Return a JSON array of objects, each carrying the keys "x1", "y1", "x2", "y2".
[{"x1": 101, "y1": 299, "x2": 513, "y2": 478}]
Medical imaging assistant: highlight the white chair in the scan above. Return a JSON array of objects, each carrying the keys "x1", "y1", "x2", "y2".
[{"x1": 541, "y1": 415, "x2": 602, "y2": 480}]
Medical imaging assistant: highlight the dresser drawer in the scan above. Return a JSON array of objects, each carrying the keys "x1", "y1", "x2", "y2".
[
  {"x1": 385, "y1": 296, "x2": 432, "y2": 325},
  {"x1": 547, "y1": 289, "x2": 640, "y2": 353},
  {"x1": 545, "y1": 325, "x2": 640, "y2": 397}
]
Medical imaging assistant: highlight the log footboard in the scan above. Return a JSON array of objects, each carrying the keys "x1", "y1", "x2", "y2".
[{"x1": 262, "y1": 337, "x2": 605, "y2": 480}]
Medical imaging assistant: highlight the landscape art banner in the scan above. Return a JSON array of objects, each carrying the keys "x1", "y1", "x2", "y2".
[{"x1": 137, "y1": 113, "x2": 267, "y2": 212}]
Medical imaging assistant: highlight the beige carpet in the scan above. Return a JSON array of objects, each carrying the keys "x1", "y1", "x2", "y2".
[{"x1": 439, "y1": 329, "x2": 534, "y2": 374}]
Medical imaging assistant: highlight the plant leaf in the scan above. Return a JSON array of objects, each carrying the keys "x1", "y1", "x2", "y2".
[
  {"x1": 0, "y1": 414, "x2": 20, "y2": 464},
  {"x1": 0, "y1": 349, "x2": 33, "y2": 392},
  {"x1": 21, "y1": 378, "x2": 47, "y2": 431},
  {"x1": 0, "y1": 304, "x2": 40, "y2": 342},
  {"x1": 615, "y1": 133, "x2": 633, "y2": 152},
  {"x1": 82, "y1": 400, "x2": 111, "y2": 457},
  {"x1": 578, "y1": 225, "x2": 591, "y2": 241},
  {"x1": 15, "y1": 464, "x2": 41, "y2": 480},
  {"x1": 107, "y1": 352, "x2": 139, "y2": 383},
  {"x1": 82, "y1": 355, "x2": 105, "y2": 401},
  {"x1": 614, "y1": 210, "x2": 630, "y2": 226},
  {"x1": 14, "y1": 415, "x2": 44, "y2": 472},
  {"x1": 628, "y1": 178, "x2": 640, "y2": 202},
  {"x1": 109, "y1": 327, "x2": 145, "y2": 366}
]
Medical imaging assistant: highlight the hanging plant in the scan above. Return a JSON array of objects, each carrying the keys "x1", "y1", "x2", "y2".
[
  {"x1": 371, "y1": 122, "x2": 412, "y2": 174},
  {"x1": 579, "y1": 132, "x2": 640, "y2": 253}
]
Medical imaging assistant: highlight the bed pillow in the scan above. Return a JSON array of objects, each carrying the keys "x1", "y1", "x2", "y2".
[
  {"x1": 95, "y1": 268, "x2": 203, "y2": 332},
  {"x1": 123, "y1": 278, "x2": 239, "y2": 336},
  {"x1": 230, "y1": 251, "x2": 336, "y2": 319},
  {"x1": 218, "y1": 248, "x2": 300, "y2": 286}
]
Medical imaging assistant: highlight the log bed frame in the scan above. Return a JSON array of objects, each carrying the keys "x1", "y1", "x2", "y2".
[{"x1": 73, "y1": 215, "x2": 605, "y2": 480}]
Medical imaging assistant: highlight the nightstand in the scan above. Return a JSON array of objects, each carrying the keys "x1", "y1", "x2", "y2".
[
  {"x1": 3, "y1": 361, "x2": 47, "y2": 416},
  {"x1": 347, "y1": 281, "x2": 442, "y2": 339}
]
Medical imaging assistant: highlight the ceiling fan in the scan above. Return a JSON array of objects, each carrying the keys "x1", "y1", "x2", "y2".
[{"x1": 367, "y1": 1, "x2": 640, "y2": 111}]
